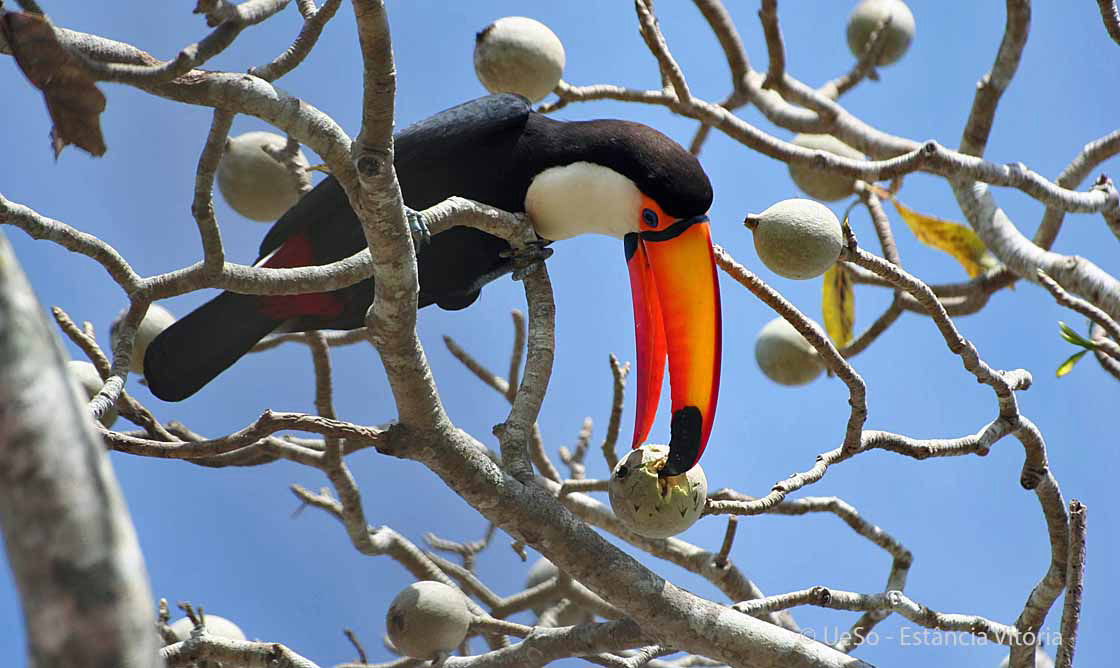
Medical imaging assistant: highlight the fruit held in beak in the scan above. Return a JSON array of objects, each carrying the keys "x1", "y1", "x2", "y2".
[
  {"x1": 749, "y1": 198, "x2": 843, "y2": 280},
  {"x1": 609, "y1": 444, "x2": 707, "y2": 538}
]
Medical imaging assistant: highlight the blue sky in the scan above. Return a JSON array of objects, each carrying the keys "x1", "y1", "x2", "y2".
[{"x1": 1, "y1": 2, "x2": 1117, "y2": 666}]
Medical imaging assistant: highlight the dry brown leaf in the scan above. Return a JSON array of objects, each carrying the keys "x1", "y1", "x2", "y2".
[{"x1": 2, "y1": 11, "x2": 107, "y2": 158}]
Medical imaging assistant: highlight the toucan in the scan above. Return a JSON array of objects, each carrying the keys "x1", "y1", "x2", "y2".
[{"x1": 144, "y1": 94, "x2": 721, "y2": 476}]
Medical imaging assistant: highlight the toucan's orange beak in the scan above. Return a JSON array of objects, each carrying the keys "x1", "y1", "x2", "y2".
[{"x1": 625, "y1": 212, "x2": 722, "y2": 476}]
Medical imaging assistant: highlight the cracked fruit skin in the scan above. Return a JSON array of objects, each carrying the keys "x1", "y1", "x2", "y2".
[
  {"x1": 755, "y1": 317, "x2": 823, "y2": 386},
  {"x1": 386, "y1": 581, "x2": 471, "y2": 659},
  {"x1": 847, "y1": 0, "x2": 916, "y2": 67},
  {"x1": 752, "y1": 198, "x2": 843, "y2": 280},
  {"x1": 168, "y1": 615, "x2": 246, "y2": 643},
  {"x1": 787, "y1": 134, "x2": 865, "y2": 202},
  {"x1": 111, "y1": 303, "x2": 176, "y2": 373},
  {"x1": 608, "y1": 444, "x2": 707, "y2": 538},
  {"x1": 474, "y1": 17, "x2": 565, "y2": 103},
  {"x1": 68, "y1": 361, "x2": 117, "y2": 428},
  {"x1": 217, "y1": 131, "x2": 309, "y2": 222}
]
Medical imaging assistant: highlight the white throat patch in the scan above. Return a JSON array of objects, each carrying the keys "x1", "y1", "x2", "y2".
[{"x1": 525, "y1": 162, "x2": 641, "y2": 240}]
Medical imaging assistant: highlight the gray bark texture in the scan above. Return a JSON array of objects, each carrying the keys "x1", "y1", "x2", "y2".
[{"x1": 0, "y1": 229, "x2": 159, "y2": 668}]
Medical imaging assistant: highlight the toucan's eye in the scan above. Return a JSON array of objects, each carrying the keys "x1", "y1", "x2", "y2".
[{"x1": 641, "y1": 208, "x2": 659, "y2": 228}]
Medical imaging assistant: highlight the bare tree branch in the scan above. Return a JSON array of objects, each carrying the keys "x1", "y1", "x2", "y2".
[
  {"x1": 0, "y1": 230, "x2": 159, "y2": 668},
  {"x1": 1055, "y1": 499, "x2": 1086, "y2": 668},
  {"x1": 1096, "y1": 0, "x2": 1120, "y2": 44}
]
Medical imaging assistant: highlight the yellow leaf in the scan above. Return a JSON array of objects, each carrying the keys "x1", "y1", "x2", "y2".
[
  {"x1": 822, "y1": 263, "x2": 855, "y2": 347},
  {"x1": 1056, "y1": 350, "x2": 1088, "y2": 378},
  {"x1": 891, "y1": 198, "x2": 995, "y2": 278}
]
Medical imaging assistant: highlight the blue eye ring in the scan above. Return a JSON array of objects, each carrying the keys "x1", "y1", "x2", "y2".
[{"x1": 642, "y1": 208, "x2": 659, "y2": 228}]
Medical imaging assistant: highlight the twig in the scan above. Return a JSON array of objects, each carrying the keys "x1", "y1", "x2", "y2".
[
  {"x1": 106, "y1": 410, "x2": 383, "y2": 459},
  {"x1": 714, "y1": 246, "x2": 867, "y2": 453},
  {"x1": 958, "y1": 0, "x2": 1031, "y2": 157},
  {"x1": 444, "y1": 335, "x2": 509, "y2": 395},
  {"x1": 507, "y1": 309, "x2": 526, "y2": 402},
  {"x1": 600, "y1": 354, "x2": 630, "y2": 473},
  {"x1": 733, "y1": 587, "x2": 1021, "y2": 644},
  {"x1": 470, "y1": 615, "x2": 533, "y2": 639},
  {"x1": 162, "y1": 634, "x2": 320, "y2": 668},
  {"x1": 424, "y1": 523, "x2": 496, "y2": 571},
  {"x1": 854, "y1": 181, "x2": 901, "y2": 266},
  {"x1": 756, "y1": 0, "x2": 786, "y2": 91},
  {"x1": 251, "y1": 0, "x2": 343, "y2": 81},
  {"x1": 1037, "y1": 270, "x2": 1120, "y2": 360},
  {"x1": 495, "y1": 264, "x2": 555, "y2": 481},
  {"x1": 1034, "y1": 130, "x2": 1120, "y2": 249},
  {"x1": 691, "y1": 0, "x2": 750, "y2": 89},
  {"x1": 558, "y1": 479, "x2": 608, "y2": 497},
  {"x1": 1090, "y1": 323, "x2": 1120, "y2": 380},
  {"x1": 1009, "y1": 472, "x2": 1070, "y2": 667},
  {"x1": 192, "y1": 110, "x2": 233, "y2": 275},
  {"x1": 817, "y1": 15, "x2": 893, "y2": 99},
  {"x1": 838, "y1": 298, "x2": 903, "y2": 359},
  {"x1": 1055, "y1": 500, "x2": 1085, "y2": 668},
  {"x1": 705, "y1": 418, "x2": 1017, "y2": 517},
  {"x1": 344, "y1": 628, "x2": 369, "y2": 665},
  {"x1": 633, "y1": 0, "x2": 691, "y2": 104},
  {"x1": 1096, "y1": 0, "x2": 1120, "y2": 45},
  {"x1": 558, "y1": 417, "x2": 593, "y2": 479},
  {"x1": 841, "y1": 242, "x2": 1031, "y2": 421},
  {"x1": 50, "y1": 306, "x2": 178, "y2": 441},
  {"x1": 712, "y1": 517, "x2": 737, "y2": 569}
]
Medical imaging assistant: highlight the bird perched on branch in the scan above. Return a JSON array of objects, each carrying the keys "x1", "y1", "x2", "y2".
[{"x1": 145, "y1": 94, "x2": 721, "y2": 476}]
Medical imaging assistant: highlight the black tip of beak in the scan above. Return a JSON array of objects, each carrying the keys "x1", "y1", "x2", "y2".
[{"x1": 660, "y1": 406, "x2": 703, "y2": 477}]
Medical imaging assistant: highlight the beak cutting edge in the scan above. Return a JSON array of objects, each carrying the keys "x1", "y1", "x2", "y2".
[{"x1": 625, "y1": 214, "x2": 722, "y2": 477}]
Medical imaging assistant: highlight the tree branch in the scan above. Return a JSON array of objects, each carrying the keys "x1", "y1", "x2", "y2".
[{"x1": 0, "y1": 230, "x2": 159, "y2": 668}]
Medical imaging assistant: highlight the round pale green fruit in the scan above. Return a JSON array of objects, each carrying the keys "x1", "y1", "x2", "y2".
[
  {"x1": 750, "y1": 198, "x2": 843, "y2": 280},
  {"x1": 847, "y1": 0, "x2": 916, "y2": 66},
  {"x1": 608, "y1": 444, "x2": 707, "y2": 539},
  {"x1": 386, "y1": 581, "x2": 471, "y2": 658},
  {"x1": 217, "y1": 131, "x2": 309, "y2": 221},
  {"x1": 525, "y1": 557, "x2": 593, "y2": 626},
  {"x1": 474, "y1": 17, "x2": 565, "y2": 103},
  {"x1": 168, "y1": 614, "x2": 246, "y2": 643},
  {"x1": 754, "y1": 317, "x2": 823, "y2": 386},
  {"x1": 787, "y1": 134, "x2": 864, "y2": 202},
  {"x1": 111, "y1": 303, "x2": 176, "y2": 374},
  {"x1": 67, "y1": 360, "x2": 117, "y2": 428}
]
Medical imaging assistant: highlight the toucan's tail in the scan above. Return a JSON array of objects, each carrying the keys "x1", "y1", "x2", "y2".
[{"x1": 144, "y1": 291, "x2": 282, "y2": 402}]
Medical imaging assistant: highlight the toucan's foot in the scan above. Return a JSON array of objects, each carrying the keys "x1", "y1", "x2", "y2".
[
  {"x1": 404, "y1": 206, "x2": 431, "y2": 252},
  {"x1": 501, "y1": 239, "x2": 553, "y2": 280}
]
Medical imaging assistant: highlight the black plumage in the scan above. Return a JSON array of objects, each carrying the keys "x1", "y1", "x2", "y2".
[{"x1": 144, "y1": 94, "x2": 711, "y2": 401}]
